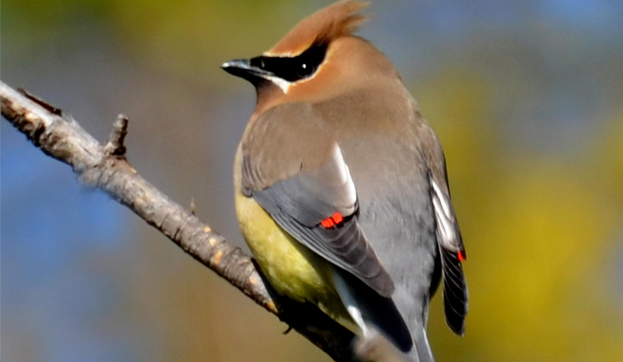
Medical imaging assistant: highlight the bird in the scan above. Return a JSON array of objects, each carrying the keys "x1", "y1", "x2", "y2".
[{"x1": 222, "y1": 1, "x2": 468, "y2": 361}]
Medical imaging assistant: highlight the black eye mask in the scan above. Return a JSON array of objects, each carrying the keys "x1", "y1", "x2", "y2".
[{"x1": 250, "y1": 43, "x2": 328, "y2": 82}]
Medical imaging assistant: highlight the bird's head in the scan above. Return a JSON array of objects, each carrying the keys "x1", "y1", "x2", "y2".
[{"x1": 222, "y1": 1, "x2": 396, "y2": 111}]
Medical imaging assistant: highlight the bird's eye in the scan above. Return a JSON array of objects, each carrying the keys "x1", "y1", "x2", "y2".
[{"x1": 297, "y1": 62, "x2": 314, "y2": 77}]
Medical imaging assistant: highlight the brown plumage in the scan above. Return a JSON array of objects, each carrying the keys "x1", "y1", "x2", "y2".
[
  {"x1": 223, "y1": 1, "x2": 468, "y2": 361},
  {"x1": 266, "y1": 1, "x2": 369, "y2": 56}
]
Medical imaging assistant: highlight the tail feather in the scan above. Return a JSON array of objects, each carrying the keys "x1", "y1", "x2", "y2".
[
  {"x1": 333, "y1": 268, "x2": 437, "y2": 361},
  {"x1": 333, "y1": 269, "x2": 413, "y2": 353},
  {"x1": 412, "y1": 329, "x2": 434, "y2": 362}
]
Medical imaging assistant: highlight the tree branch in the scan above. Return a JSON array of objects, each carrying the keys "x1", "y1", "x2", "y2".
[{"x1": 1, "y1": 81, "x2": 357, "y2": 361}]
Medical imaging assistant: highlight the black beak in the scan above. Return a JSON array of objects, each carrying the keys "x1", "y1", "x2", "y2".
[{"x1": 221, "y1": 58, "x2": 273, "y2": 83}]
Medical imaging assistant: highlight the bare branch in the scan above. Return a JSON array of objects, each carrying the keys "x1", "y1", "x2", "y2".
[
  {"x1": 1, "y1": 81, "x2": 357, "y2": 362},
  {"x1": 104, "y1": 114, "x2": 129, "y2": 156}
]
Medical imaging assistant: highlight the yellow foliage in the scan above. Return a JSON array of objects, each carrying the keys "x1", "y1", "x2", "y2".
[{"x1": 419, "y1": 69, "x2": 623, "y2": 360}]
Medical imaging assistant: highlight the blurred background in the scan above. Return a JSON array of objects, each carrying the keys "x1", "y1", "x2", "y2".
[{"x1": 2, "y1": 0, "x2": 623, "y2": 361}]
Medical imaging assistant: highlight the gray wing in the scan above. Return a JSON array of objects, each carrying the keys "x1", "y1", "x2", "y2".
[
  {"x1": 242, "y1": 143, "x2": 395, "y2": 297},
  {"x1": 430, "y1": 175, "x2": 468, "y2": 335}
]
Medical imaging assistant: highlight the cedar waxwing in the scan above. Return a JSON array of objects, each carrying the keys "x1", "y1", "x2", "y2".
[{"x1": 222, "y1": 1, "x2": 468, "y2": 361}]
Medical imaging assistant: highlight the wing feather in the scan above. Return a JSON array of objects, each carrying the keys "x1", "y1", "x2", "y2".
[
  {"x1": 431, "y1": 177, "x2": 469, "y2": 335},
  {"x1": 244, "y1": 143, "x2": 395, "y2": 297}
]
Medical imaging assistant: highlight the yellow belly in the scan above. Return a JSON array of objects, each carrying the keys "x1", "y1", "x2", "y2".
[
  {"x1": 235, "y1": 188, "x2": 342, "y2": 312},
  {"x1": 233, "y1": 149, "x2": 347, "y2": 318}
]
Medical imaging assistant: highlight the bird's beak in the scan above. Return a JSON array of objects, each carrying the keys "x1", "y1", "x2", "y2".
[{"x1": 221, "y1": 58, "x2": 273, "y2": 82}]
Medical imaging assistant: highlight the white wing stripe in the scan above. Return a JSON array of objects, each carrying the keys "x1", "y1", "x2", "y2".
[
  {"x1": 432, "y1": 180, "x2": 452, "y2": 218},
  {"x1": 432, "y1": 179, "x2": 457, "y2": 248},
  {"x1": 333, "y1": 144, "x2": 357, "y2": 205}
]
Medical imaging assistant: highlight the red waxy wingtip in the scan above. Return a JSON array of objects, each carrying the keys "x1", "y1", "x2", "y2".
[
  {"x1": 332, "y1": 212, "x2": 343, "y2": 224},
  {"x1": 321, "y1": 212, "x2": 344, "y2": 229},
  {"x1": 458, "y1": 251, "x2": 466, "y2": 262},
  {"x1": 321, "y1": 218, "x2": 335, "y2": 228}
]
